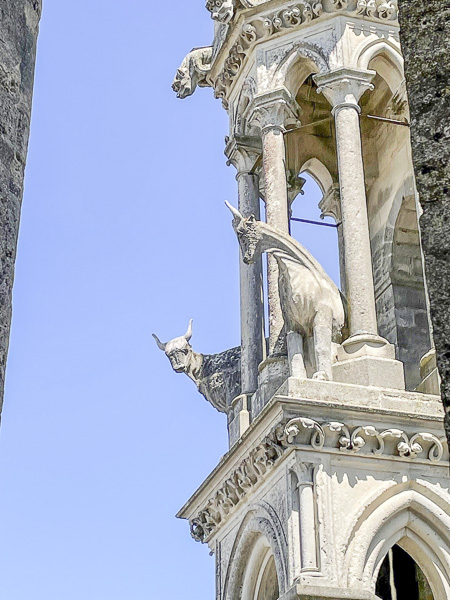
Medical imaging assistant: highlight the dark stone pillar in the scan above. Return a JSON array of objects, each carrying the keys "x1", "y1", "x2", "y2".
[
  {"x1": 0, "y1": 1, "x2": 42, "y2": 413},
  {"x1": 398, "y1": 1, "x2": 450, "y2": 448}
]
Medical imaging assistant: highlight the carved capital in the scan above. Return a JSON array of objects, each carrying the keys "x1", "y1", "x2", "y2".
[
  {"x1": 314, "y1": 68, "x2": 375, "y2": 112},
  {"x1": 319, "y1": 184, "x2": 341, "y2": 222},
  {"x1": 248, "y1": 89, "x2": 300, "y2": 133},
  {"x1": 225, "y1": 135, "x2": 262, "y2": 174}
]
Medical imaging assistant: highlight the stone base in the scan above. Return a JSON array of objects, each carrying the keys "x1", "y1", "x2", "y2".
[
  {"x1": 255, "y1": 355, "x2": 289, "y2": 415},
  {"x1": 332, "y1": 355, "x2": 405, "y2": 389},
  {"x1": 333, "y1": 334, "x2": 405, "y2": 389}
]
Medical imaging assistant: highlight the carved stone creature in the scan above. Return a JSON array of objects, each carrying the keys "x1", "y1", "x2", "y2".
[
  {"x1": 172, "y1": 47, "x2": 213, "y2": 99},
  {"x1": 206, "y1": 0, "x2": 235, "y2": 23},
  {"x1": 227, "y1": 203, "x2": 346, "y2": 380},
  {"x1": 153, "y1": 320, "x2": 241, "y2": 412}
]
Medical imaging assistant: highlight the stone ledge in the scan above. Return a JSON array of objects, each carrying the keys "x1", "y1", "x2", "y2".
[
  {"x1": 277, "y1": 377, "x2": 443, "y2": 421},
  {"x1": 279, "y1": 584, "x2": 380, "y2": 600}
]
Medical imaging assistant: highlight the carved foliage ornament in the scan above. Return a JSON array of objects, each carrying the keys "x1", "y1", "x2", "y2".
[
  {"x1": 190, "y1": 416, "x2": 445, "y2": 543},
  {"x1": 215, "y1": 2, "x2": 323, "y2": 105},
  {"x1": 285, "y1": 417, "x2": 446, "y2": 462},
  {"x1": 190, "y1": 424, "x2": 288, "y2": 542},
  {"x1": 213, "y1": 0, "x2": 398, "y2": 106}
]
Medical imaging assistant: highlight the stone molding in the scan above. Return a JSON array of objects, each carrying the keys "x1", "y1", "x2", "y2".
[
  {"x1": 212, "y1": 1, "x2": 398, "y2": 106},
  {"x1": 188, "y1": 415, "x2": 446, "y2": 543},
  {"x1": 285, "y1": 416, "x2": 446, "y2": 461},
  {"x1": 190, "y1": 423, "x2": 288, "y2": 542}
]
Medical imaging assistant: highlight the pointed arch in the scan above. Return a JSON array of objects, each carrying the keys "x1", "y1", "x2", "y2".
[
  {"x1": 356, "y1": 40, "x2": 404, "y2": 95},
  {"x1": 223, "y1": 501, "x2": 288, "y2": 600},
  {"x1": 344, "y1": 482, "x2": 450, "y2": 599},
  {"x1": 269, "y1": 42, "x2": 329, "y2": 96},
  {"x1": 299, "y1": 157, "x2": 334, "y2": 197}
]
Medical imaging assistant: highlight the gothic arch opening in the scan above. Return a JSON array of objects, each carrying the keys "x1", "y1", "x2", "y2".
[
  {"x1": 345, "y1": 484, "x2": 450, "y2": 599},
  {"x1": 289, "y1": 172, "x2": 340, "y2": 289},
  {"x1": 376, "y1": 544, "x2": 434, "y2": 600},
  {"x1": 242, "y1": 541, "x2": 280, "y2": 600}
]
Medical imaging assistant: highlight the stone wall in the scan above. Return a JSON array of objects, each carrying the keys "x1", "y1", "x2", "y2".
[
  {"x1": 397, "y1": 1, "x2": 450, "y2": 445},
  {"x1": 0, "y1": 1, "x2": 41, "y2": 413}
]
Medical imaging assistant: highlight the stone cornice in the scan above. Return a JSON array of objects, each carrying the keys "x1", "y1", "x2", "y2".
[
  {"x1": 188, "y1": 413, "x2": 447, "y2": 544},
  {"x1": 177, "y1": 378, "x2": 445, "y2": 545},
  {"x1": 207, "y1": 0, "x2": 399, "y2": 107}
]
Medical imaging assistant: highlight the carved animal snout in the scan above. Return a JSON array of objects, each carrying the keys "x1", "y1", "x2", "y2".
[{"x1": 167, "y1": 349, "x2": 190, "y2": 373}]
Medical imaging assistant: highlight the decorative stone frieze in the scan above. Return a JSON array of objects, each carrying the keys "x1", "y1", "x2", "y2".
[
  {"x1": 212, "y1": 0, "x2": 398, "y2": 106},
  {"x1": 284, "y1": 417, "x2": 446, "y2": 462},
  {"x1": 190, "y1": 423, "x2": 289, "y2": 542},
  {"x1": 189, "y1": 414, "x2": 446, "y2": 543}
]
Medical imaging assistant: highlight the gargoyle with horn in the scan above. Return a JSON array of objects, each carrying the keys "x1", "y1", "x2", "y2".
[{"x1": 153, "y1": 320, "x2": 241, "y2": 413}]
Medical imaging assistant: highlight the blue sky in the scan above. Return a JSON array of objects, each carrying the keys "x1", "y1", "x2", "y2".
[{"x1": 0, "y1": 2, "x2": 339, "y2": 599}]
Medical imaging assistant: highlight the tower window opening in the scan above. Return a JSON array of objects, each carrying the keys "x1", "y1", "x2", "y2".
[
  {"x1": 375, "y1": 544, "x2": 434, "y2": 600},
  {"x1": 289, "y1": 173, "x2": 341, "y2": 289}
]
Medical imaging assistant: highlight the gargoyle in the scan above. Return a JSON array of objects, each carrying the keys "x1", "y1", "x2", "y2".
[
  {"x1": 172, "y1": 46, "x2": 213, "y2": 99},
  {"x1": 206, "y1": 0, "x2": 235, "y2": 23},
  {"x1": 153, "y1": 320, "x2": 241, "y2": 413},
  {"x1": 226, "y1": 203, "x2": 346, "y2": 381}
]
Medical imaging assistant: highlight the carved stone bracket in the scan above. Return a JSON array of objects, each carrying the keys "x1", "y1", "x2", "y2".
[
  {"x1": 319, "y1": 183, "x2": 341, "y2": 222},
  {"x1": 284, "y1": 417, "x2": 446, "y2": 462}
]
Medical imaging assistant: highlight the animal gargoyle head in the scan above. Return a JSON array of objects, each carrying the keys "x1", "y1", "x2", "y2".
[
  {"x1": 153, "y1": 320, "x2": 194, "y2": 373},
  {"x1": 226, "y1": 201, "x2": 261, "y2": 265},
  {"x1": 206, "y1": 0, "x2": 234, "y2": 23}
]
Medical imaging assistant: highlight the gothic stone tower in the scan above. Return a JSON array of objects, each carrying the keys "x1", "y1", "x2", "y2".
[{"x1": 156, "y1": 1, "x2": 450, "y2": 598}]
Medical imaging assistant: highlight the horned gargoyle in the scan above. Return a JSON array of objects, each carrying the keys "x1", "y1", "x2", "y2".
[
  {"x1": 226, "y1": 203, "x2": 346, "y2": 381},
  {"x1": 153, "y1": 320, "x2": 241, "y2": 413},
  {"x1": 172, "y1": 46, "x2": 213, "y2": 99}
]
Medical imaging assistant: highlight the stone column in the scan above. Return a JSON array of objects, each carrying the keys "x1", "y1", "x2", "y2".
[
  {"x1": 226, "y1": 136, "x2": 265, "y2": 394},
  {"x1": 251, "y1": 91, "x2": 298, "y2": 355},
  {"x1": 315, "y1": 68, "x2": 377, "y2": 337},
  {"x1": 314, "y1": 69, "x2": 405, "y2": 389}
]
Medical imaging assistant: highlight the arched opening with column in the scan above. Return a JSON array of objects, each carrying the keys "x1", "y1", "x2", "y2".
[
  {"x1": 354, "y1": 40, "x2": 430, "y2": 386},
  {"x1": 276, "y1": 49, "x2": 342, "y2": 292},
  {"x1": 345, "y1": 482, "x2": 450, "y2": 600}
]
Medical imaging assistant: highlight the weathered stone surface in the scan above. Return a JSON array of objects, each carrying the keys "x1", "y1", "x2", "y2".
[
  {"x1": 397, "y1": 1, "x2": 450, "y2": 446},
  {"x1": 0, "y1": 0, "x2": 42, "y2": 414}
]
